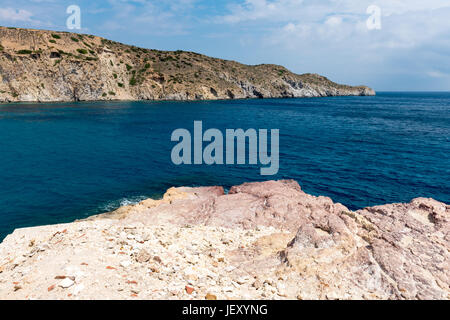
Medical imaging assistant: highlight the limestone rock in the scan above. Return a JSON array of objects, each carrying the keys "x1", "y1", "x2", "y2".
[
  {"x1": 0, "y1": 180, "x2": 447, "y2": 300},
  {"x1": 0, "y1": 27, "x2": 375, "y2": 103}
]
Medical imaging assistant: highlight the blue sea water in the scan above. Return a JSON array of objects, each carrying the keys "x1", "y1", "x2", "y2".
[{"x1": 0, "y1": 92, "x2": 449, "y2": 240}]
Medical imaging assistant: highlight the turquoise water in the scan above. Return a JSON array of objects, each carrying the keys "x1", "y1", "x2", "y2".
[{"x1": 0, "y1": 92, "x2": 449, "y2": 240}]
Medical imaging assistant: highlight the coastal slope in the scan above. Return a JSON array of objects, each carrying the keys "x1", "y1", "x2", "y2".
[
  {"x1": 0, "y1": 180, "x2": 447, "y2": 300},
  {"x1": 0, "y1": 27, "x2": 375, "y2": 103}
]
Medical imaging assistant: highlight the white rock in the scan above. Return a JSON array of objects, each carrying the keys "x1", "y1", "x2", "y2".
[
  {"x1": 59, "y1": 278, "x2": 74, "y2": 288},
  {"x1": 224, "y1": 266, "x2": 235, "y2": 272},
  {"x1": 120, "y1": 260, "x2": 131, "y2": 268}
]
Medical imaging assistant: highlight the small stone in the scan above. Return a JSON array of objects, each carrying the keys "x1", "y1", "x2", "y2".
[
  {"x1": 186, "y1": 274, "x2": 198, "y2": 281},
  {"x1": 224, "y1": 266, "x2": 235, "y2": 272},
  {"x1": 277, "y1": 283, "x2": 287, "y2": 297},
  {"x1": 236, "y1": 276, "x2": 250, "y2": 284},
  {"x1": 120, "y1": 260, "x2": 131, "y2": 268},
  {"x1": 48, "y1": 284, "x2": 56, "y2": 292},
  {"x1": 136, "y1": 249, "x2": 151, "y2": 263},
  {"x1": 185, "y1": 286, "x2": 194, "y2": 294},
  {"x1": 252, "y1": 279, "x2": 263, "y2": 289},
  {"x1": 59, "y1": 278, "x2": 74, "y2": 288},
  {"x1": 205, "y1": 293, "x2": 217, "y2": 300}
]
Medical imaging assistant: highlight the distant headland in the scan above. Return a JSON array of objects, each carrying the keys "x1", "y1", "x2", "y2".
[{"x1": 0, "y1": 26, "x2": 375, "y2": 103}]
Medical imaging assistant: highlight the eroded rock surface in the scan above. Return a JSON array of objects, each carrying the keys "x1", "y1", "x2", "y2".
[
  {"x1": 0, "y1": 180, "x2": 447, "y2": 300},
  {"x1": 0, "y1": 27, "x2": 375, "y2": 103}
]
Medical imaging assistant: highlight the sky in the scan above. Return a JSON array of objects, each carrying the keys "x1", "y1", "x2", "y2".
[{"x1": 1, "y1": 0, "x2": 450, "y2": 91}]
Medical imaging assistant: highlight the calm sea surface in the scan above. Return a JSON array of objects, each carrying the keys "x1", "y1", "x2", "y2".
[{"x1": 0, "y1": 92, "x2": 449, "y2": 240}]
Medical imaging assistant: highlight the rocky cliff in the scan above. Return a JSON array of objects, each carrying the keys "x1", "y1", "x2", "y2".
[
  {"x1": 0, "y1": 27, "x2": 375, "y2": 103},
  {"x1": 0, "y1": 180, "x2": 447, "y2": 300}
]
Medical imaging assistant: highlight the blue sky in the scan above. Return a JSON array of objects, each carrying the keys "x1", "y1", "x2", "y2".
[{"x1": 1, "y1": 0, "x2": 450, "y2": 91}]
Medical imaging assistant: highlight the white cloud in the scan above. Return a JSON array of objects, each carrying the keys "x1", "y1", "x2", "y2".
[
  {"x1": 214, "y1": 0, "x2": 450, "y2": 90},
  {"x1": 427, "y1": 71, "x2": 448, "y2": 78},
  {"x1": 0, "y1": 8, "x2": 34, "y2": 22}
]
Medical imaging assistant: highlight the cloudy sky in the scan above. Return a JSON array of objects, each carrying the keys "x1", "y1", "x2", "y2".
[{"x1": 1, "y1": 0, "x2": 449, "y2": 91}]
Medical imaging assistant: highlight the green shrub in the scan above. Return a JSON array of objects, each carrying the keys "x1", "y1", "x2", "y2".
[
  {"x1": 49, "y1": 39, "x2": 56, "y2": 44},
  {"x1": 51, "y1": 34, "x2": 61, "y2": 39},
  {"x1": 113, "y1": 74, "x2": 118, "y2": 79},
  {"x1": 77, "y1": 49, "x2": 88, "y2": 54},
  {"x1": 118, "y1": 83, "x2": 124, "y2": 88},
  {"x1": 126, "y1": 64, "x2": 132, "y2": 71},
  {"x1": 108, "y1": 91, "x2": 116, "y2": 96},
  {"x1": 71, "y1": 37, "x2": 79, "y2": 42},
  {"x1": 16, "y1": 50, "x2": 32, "y2": 54},
  {"x1": 145, "y1": 63, "x2": 151, "y2": 69},
  {"x1": 129, "y1": 77, "x2": 137, "y2": 86},
  {"x1": 102, "y1": 93, "x2": 107, "y2": 97}
]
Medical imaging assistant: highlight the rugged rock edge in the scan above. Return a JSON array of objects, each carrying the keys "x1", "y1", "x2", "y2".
[
  {"x1": 0, "y1": 26, "x2": 375, "y2": 103},
  {"x1": 0, "y1": 180, "x2": 447, "y2": 300}
]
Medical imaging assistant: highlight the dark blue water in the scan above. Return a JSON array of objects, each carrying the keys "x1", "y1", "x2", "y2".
[{"x1": 0, "y1": 92, "x2": 449, "y2": 240}]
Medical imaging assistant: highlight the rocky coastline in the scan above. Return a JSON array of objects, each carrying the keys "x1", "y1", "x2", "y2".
[
  {"x1": 0, "y1": 27, "x2": 374, "y2": 103},
  {"x1": 0, "y1": 180, "x2": 448, "y2": 300}
]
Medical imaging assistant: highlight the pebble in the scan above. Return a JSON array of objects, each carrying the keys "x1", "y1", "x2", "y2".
[
  {"x1": 120, "y1": 260, "x2": 131, "y2": 268},
  {"x1": 224, "y1": 266, "x2": 235, "y2": 272},
  {"x1": 59, "y1": 278, "x2": 74, "y2": 288},
  {"x1": 185, "y1": 286, "x2": 194, "y2": 294},
  {"x1": 205, "y1": 293, "x2": 217, "y2": 300},
  {"x1": 136, "y1": 249, "x2": 151, "y2": 263}
]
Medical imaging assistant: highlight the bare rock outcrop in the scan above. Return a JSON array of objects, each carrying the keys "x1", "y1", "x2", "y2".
[
  {"x1": 0, "y1": 180, "x2": 447, "y2": 300},
  {"x1": 0, "y1": 27, "x2": 375, "y2": 103}
]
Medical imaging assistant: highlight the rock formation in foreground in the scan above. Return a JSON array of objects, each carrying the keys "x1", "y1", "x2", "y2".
[
  {"x1": 0, "y1": 26, "x2": 375, "y2": 103},
  {"x1": 0, "y1": 180, "x2": 447, "y2": 300}
]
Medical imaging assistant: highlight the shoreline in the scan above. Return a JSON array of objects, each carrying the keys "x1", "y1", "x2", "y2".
[
  {"x1": 1, "y1": 180, "x2": 448, "y2": 300},
  {"x1": 0, "y1": 26, "x2": 374, "y2": 104},
  {"x1": 0, "y1": 91, "x2": 376, "y2": 105}
]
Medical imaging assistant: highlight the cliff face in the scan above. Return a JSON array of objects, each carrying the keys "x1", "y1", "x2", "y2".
[
  {"x1": 0, "y1": 180, "x2": 447, "y2": 300},
  {"x1": 0, "y1": 27, "x2": 375, "y2": 103}
]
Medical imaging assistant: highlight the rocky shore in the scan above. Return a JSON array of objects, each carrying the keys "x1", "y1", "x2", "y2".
[
  {"x1": 0, "y1": 180, "x2": 448, "y2": 300},
  {"x1": 0, "y1": 27, "x2": 374, "y2": 103}
]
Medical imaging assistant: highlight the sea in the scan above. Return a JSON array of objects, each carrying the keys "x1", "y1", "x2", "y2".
[{"x1": 0, "y1": 92, "x2": 449, "y2": 240}]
